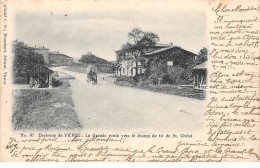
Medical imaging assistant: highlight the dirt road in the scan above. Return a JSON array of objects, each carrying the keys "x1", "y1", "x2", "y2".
[{"x1": 51, "y1": 66, "x2": 205, "y2": 132}]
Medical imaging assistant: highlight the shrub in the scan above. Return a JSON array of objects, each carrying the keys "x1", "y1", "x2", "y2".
[
  {"x1": 51, "y1": 80, "x2": 62, "y2": 87},
  {"x1": 147, "y1": 74, "x2": 162, "y2": 85},
  {"x1": 13, "y1": 76, "x2": 27, "y2": 84},
  {"x1": 137, "y1": 80, "x2": 150, "y2": 87},
  {"x1": 161, "y1": 66, "x2": 191, "y2": 85},
  {"x1": 115, "y1": 76, "x2": 136, "y2": 86}
]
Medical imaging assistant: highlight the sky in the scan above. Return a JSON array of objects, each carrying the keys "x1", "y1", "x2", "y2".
[{"x1": 14, "y1": 1, "x2": 207, "y2": 61}]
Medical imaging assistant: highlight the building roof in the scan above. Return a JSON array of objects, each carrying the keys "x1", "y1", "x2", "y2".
[
  {"x1": 143, "y1": 46, "x2": 196, "y2": 57},
  {"x1": 48, "y1": 51, "x2": 60, "y2": 54},
  {"x1": 49, "y1": 51, "x2": 73, "y2": 59},
  {"x1": 155, "y1": 43, "x2": 172, "y2": 47},
  {"x1": 30, "y1": 64, "x2": 53, "y2": 74},
  {"x1": 192, "y1": 61, "x2": 207, "y2": 70},
  {"x1": 143, "y1": 46, "x2": 175, "y2": 56},
  {"x1": 35, "y1": 46, "x2": 49, "y2": 50},
  {"x1": 115, "y1": 43, "x2": 172, "y2": 52}
]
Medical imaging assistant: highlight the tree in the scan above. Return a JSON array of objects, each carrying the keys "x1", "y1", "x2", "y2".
[
  {"x1": 121, "y1": 42, "x2": 133, "y2": 50},
  {"x1": 13, "y1": 41, "x2": 45, "y2": 78},
  {"x1": 120, "y1": 28, "x2": 160, "y2": 75},
  {"x1": 196, "y1": 47, "x2": 208, "y2": 64},
  {"x1": 128, "y1": 28, "x2": 144, "y2": 44},
  {"x1": 137, "y1": 32, "x2": 159, "y2": 46},
  {"x1": 116, "y1": 43, "x2": 133, "y2": 62},
  {"x1": 79, "y1": 52, "x2": 96, "y2": 63},
  {"x1": 128, "y1": 28, "x2": 160, "y2": 46},
  {"x1": 79, "y1": 52, "x2": 108, "y2": 64}
]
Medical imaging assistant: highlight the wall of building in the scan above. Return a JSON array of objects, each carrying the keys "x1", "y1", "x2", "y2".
[
  {"x1": 120, "y1": 60, "x2": 128, "y2": 76},
  {"x1": 143, "y1": 48, "x2": 196, "y2": 84},
  {"x1": 145, "y1": 48, "x2": 196, "y2": 71},
  {"x1": 49, "y1": 54, "x2": 73, "y2": 65},
  {"x1": 115, "y1": 45, "x2": 170, "y2": 77}
]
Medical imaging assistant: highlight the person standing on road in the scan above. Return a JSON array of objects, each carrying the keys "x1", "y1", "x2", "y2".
[{"x1": 87, "y1": 70, "x2": 93, "y2": 82}]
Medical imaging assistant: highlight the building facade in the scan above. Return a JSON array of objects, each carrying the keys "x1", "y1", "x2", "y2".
[
  {"x1": 35, "y1": 47, "x2": 73, "y2": 66},
  {"x1": 143, "y1": 46, "x2": 197, "y2": 71},
  {"x1": 142, "y1": 46, "x2": 197, "y2": 85},
  {"x1": 49, "y1": 51, "x2": 73, "y2": 66},
  {"x1": 192, "y1": 61, "x2": 207, "y2": 90},
  {"x1": 115, "y1": 44, "x2": 197, "y2": 84},
  {"x1": 115, "y1": 43, "x2": 172, "y2": 77}
]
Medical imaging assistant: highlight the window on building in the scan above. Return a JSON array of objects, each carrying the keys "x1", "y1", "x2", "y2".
[
  {"x1": 137, "y1": 68, "x2": 141, "y2": 74},
  {"x1": 167, "y1": 61, "x2": 173, "y2": 66}
]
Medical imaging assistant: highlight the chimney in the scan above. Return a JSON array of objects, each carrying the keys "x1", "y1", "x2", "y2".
[{"x1": 169, "y1": 42, "x2": 173, "y2": 46}]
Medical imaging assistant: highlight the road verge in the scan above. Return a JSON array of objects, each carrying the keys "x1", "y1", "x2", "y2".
[{"x1": 12, "y1": 77, "x2": 82, "y2": 130}]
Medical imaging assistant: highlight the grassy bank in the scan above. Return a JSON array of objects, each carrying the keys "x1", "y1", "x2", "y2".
[
  {"x1": 12, "y1": 77, "x2": 82, "y2": 130},
  {"x1": 62, "y1": 65, "x2": 87, "y2": 73},
  {"x1": 115, "y1": 76, "x2": 205, "y2": 100},
  {"x1": 138, "y1": 84, "x2": 205, "y2": 100}
]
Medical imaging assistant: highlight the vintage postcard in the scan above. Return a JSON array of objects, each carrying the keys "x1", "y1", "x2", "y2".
[{"x1": 0, "y1": 0, "x2": 259, "y2": 162}]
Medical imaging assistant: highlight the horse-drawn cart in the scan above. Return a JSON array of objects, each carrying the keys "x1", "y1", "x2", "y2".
[{"x1": 87, "y1": 71, "x2": 97, "y2": 85}]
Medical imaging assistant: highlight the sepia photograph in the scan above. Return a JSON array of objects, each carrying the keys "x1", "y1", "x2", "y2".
[
  {"x1": 11, "y1": 5, "x2": 208, "y2": 132},
  {"x1": 1, "y1": 0, "x2": 260, "y2": 164}
]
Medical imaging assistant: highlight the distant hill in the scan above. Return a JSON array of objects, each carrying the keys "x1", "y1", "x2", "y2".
[{"x1": 79, "y1": 53, "x2": 109, "y2": 64}]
